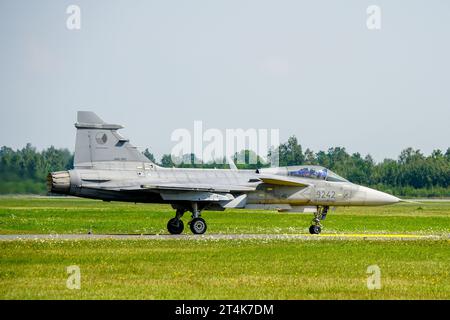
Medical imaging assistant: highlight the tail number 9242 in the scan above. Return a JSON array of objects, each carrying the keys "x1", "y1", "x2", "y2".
[{"x1": 316, "y1": 189, "x2": 336, "y2": 201}]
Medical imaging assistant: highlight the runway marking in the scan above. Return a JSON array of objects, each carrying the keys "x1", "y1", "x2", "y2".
[
  {"x1": 0, "y1": 233, "x2": 446, "y2": 241},
  {"x1": 316, "y1": 233, "x2": 434, "y2": 239}
]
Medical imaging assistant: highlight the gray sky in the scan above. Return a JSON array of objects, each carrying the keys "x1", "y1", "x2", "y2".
[{"x1": 0, "y1": 0, "x2": 449, "y2": 162}]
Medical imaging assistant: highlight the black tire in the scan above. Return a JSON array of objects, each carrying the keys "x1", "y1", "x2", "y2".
[
  {"x1": 309, "y1": 225, "x2": 321, "y2": 235},
  {"x1": 167, "y1": 218, "x2": 184, "y2": 234},
  {"x1": 190, "y1": 218, "x2": 207, "y2": 235}
]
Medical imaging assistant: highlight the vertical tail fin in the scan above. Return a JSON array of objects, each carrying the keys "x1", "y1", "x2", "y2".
[{"x1": 74, "y1": 111, "x2": 151, "y2": 167}]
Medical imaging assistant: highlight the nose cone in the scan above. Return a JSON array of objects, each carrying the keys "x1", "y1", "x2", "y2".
[{"x1": 360, "y1": 186, "x2": 400, "y2": 205}]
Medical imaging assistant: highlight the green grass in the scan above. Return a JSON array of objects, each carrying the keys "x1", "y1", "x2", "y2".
[
  {"x1": 1, "y1": 239, "x2": 449, "y2": 299},
  {"x1": 0, "y1": 197, "x2": 449, "y2": 235},
  {"x1": 0, "y1": 197, "x2": 449, "y2": 299}
]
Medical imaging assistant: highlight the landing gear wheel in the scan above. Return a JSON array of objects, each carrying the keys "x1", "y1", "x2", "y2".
[
  {"x1": 190, "y1": 218, "x2": 207, "y2": 235},
  {"x1": 167, "y1": 218, "x2": 184, "y2": 234},
  {"x1": 309, "y1": 225, "x2": 321, "y2": 235}
]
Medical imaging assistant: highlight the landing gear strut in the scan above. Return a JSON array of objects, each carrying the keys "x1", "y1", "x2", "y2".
[{"x1": 309, "y1": 206, "x2": 329, "y2": 235}]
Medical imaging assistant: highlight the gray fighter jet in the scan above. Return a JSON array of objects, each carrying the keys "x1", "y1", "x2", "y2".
[{"x1": 48, "y1": 112, "x2": 401, "y2": 235}]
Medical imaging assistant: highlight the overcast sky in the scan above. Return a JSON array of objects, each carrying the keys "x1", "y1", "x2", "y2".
[{"x1": 0, "y1": 0, "x2": 449, "y2": 162}]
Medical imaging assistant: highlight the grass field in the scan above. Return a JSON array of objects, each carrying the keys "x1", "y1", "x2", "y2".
[
  {"x1": 1, "y1": 197, "x2": 450, "y2": 235},
  {"x1": 0, "y1": 197, "x2": 449, "y2": 299}
]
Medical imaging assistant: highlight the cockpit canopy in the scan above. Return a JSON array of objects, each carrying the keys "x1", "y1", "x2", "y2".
[{"x1": 287, "y1": 165, "x2": 348, "y2": 182}]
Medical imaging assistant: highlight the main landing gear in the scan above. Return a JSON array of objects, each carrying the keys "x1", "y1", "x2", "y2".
[
  {"x1": 167, "y1": 203, "x2": 207, "y2": 235},
  {"x1": 309, "y1": 206, "x2": 329, "y2": 235},
  {"x1": 167, "y1": 209, "x2": 185, "y2": 234},
  {"x1": 189, "y1": 202, "x2": 207, "y2": 234}
]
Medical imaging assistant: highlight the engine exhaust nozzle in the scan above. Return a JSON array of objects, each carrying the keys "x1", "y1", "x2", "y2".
[{"x1": 47, "y1": 171, "x2": 71, "y2": 194}]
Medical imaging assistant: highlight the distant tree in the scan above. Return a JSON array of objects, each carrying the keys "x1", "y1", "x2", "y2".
[
  {"x1": 398, "y1": 148, "x2": 424, "y2": 164},
  {"x1": 303, "y1": 148, "x2": 316, "y2": 165},
  {"x1": 326, "y1": 147, "x2": 350, "y2": 169},
  {"x1": 177, "y1": 153, "x2": 202, "y2": 168},
  {"x1": 160, "y1": 154, "x2": 175, "y2": 167},
  {"x1": 233, "y1": 150, "x2": 266, "y2": 169},
  {"x1": 1, "y1": 139, "x2": 449, "y2": 197},
  {"x1": 142, "y1": 148, "x2": 156, "y2": 163},
  {"x1": 278, "y1": 136, "x2": 304, "y2": 166},
  {"x1": 0, "y1": 144, "x2": 73, "y2": 194}
]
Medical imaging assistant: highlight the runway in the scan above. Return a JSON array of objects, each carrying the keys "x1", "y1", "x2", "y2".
[{"x1": 0, "y1": 233, "x2": 446, "y2": 241}]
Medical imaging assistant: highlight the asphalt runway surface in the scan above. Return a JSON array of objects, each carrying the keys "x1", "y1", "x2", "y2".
[{"x1": 0, "y1": 233, "x2": 446, "y2": 241}]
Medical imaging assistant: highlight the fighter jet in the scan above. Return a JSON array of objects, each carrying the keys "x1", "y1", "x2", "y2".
[{"x1": 48, "y1": 112, "x2": 401, "y2": 235}]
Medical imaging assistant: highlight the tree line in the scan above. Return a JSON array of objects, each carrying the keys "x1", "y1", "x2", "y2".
[{"x1": 1, "y1": 137, "x2": 449, "y2": 197}]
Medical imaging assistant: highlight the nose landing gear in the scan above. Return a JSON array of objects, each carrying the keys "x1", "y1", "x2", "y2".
[
  {"x1": 309, "y1": 206, "x2": 329, "y2": 235},
  {"x1": 309, "y1": 225, "x2": 321, "y2": 235}
]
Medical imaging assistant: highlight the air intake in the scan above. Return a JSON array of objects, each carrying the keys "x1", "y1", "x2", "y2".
[{"x1": 47, "y1": 171, "x2": 71, "y2": 194}]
